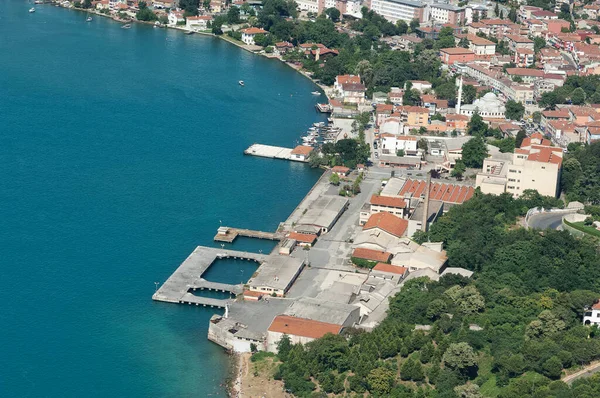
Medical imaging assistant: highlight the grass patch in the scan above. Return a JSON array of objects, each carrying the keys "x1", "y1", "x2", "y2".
[
  {"x1": 564, "y1": 220, "x2": 600, "y2": 238},
  {"x1": 251, "y1": 351, "x2": 276, "y2": 362}
]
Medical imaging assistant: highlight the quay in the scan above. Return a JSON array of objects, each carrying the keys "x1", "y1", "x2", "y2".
[
  {"x1": 244, "y1": 144, "x2": 307, "y2": 162},
  {"x1": 214, "y1": 226, "x2": 284, "y2": 243},
  {"x1": 152, "y1": 246, "x2": 266, "y2": 307}
]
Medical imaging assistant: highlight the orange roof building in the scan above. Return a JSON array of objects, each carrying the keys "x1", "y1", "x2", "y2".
[
  {"x1": 352, "y1": 248, "x2": 392, "y2": 263},
  {"x1": 268, "y1": 315, "x2": 342, "y2": 338},
  {"x1": 363, "y1": 212, "x2": 408, "y2": 238}
]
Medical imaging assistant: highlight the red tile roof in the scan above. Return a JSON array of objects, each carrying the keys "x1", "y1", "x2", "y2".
[
  {"x1": 291, "y1": 145, "x2": 314, "y2": 156},
  {"x1": 242, "y1": 27, "x2": 267, "y2": 35},
  {"x1": 373, "y1": 263, "x2": 408, "y2": 275},
  {"x1": 268, "y1": 315, "x2": 342, "y2": 338},
  {"x1": 370, "y1": 195, "x2": 406, "y2": 208},
  {"x1": 331, "y1": 166, "x2": 350, "y2": 173},
  {"x1": 399, "y1": 179, "x2": 475, "y2": 204},
  {"x1": 288, "y1": 232, "x2": 317, "y2": 244},
  {"x1": 336, "y1": 75, "x2": 361, "y2": 85},
  {"x1": 363, "y1": 212, "x2": 408, "y2": 237},
  {"x1": 527, "y1": 147, "x2": 563, "y2": 165},
  {"x1": 352, "y1": 248, "x2": 392, "y2": 263}
]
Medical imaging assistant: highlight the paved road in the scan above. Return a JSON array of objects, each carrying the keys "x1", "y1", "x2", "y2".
[
  {"x1": 563, "y1": 361, "x2": 600, "y2": 384},
  {"x1": 528, "y1": 212, "x2": 572, "y2": 230}
]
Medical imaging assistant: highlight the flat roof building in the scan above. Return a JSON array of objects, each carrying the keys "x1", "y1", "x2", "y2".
[{"x1": 296, "y1": 196, "x2": 349, "y2": 234}]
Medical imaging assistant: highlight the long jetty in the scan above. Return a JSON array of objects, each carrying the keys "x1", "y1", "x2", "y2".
[
  {"x1": 152, "y1": 246, "x2": 267, "y2": 308},
  {"x1": 244, "y1": 144, "x2": 307, "y2": 162},
  {"x1": 214, "y1": 226, "x2": 284, "y2": 243}
]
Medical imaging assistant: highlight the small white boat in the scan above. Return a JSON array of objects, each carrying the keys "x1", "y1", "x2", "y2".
[
  {"x1": 121, "y1": 23, "x2": 131, "y2": 29},
  {"x1": 311, "y1": 91, "x2": 320, "y2": 95},
  {"x1": 239, "y1": 80, "x2": 244, "y2": 86},
  {"x1": 86, "y1": 16, "x2": 92, "y2": 22},
  {"x1": 29, "y1": 7, "x2": 36, "y2": 13}
]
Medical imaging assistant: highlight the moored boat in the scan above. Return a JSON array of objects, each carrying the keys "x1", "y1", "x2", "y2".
[{"x1": 29, "y1": 7, "x2": 36, "y2": 13}]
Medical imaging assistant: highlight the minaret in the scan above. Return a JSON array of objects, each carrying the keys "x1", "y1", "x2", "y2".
[
  {"x1": 422, "y1": 173, "x2": 431, "y2": 232},
  {"x1": 456, "y1": 75, "x2": 463, "y2": 115}
]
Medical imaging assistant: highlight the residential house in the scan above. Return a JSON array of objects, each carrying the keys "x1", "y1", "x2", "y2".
[
  {"x1": 168, "y1": 9, "x2": 184, "y2": 25},
  {"x1": 241, "y1": 27, "x2": 268, "y2": 45},
  {"x1": 334, "y1": 75, "x2": 366, "y2": 104},
  {"x1": 468, "y1": 35, "x2": 496, "y2": 59},
  {"x1": 380, "y1": 134, "x2": 418, "y2": 155},
  {"x1": 504, "y1": 34, "x2": 535, "y2": 53},
  {"x1": 397, "y1": 106, "x2": 429, "y2": 127},
  {"x1": 427, "y1": 3, "x2": 464, "y2": 24}
]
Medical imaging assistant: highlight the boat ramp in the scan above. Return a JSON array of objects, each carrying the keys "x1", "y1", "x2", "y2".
[{"x1": 152, "y1": 246, "x2": 267, "y2": 308}]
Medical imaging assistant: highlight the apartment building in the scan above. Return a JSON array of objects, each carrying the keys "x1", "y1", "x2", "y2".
[
  {"x1": 477, "y1": 133, "x2": 563, "y2": 198},
  {"x1": 368, "y1": 0, "x2": 425, "y2": 23}
]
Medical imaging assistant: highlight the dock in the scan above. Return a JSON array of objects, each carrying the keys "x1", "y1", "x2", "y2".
[
  {"x1": 244, "y1": 144, "x2": 306, "y2": 162},
  {"x1": 152, "y1": 246, "x2": 267, "y2": 308},
  {"x1": 214, "y1": 226, "x2": 284, "y2": 243}
]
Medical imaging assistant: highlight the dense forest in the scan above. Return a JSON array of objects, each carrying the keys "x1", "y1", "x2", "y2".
[
  {"x1": 562, "y1": 142, "x2": 600, "y2": 204},
  {"x1": 267, "y1": 192, "x2": 600, "y2": 397}
]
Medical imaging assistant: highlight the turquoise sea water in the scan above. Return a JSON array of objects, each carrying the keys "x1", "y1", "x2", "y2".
[{"x1": 0, "y1": 3, "x2": 325, "y2": 396}]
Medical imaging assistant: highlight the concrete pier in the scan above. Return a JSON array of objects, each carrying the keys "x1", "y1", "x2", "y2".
[
  {"x1": 214, "y1": 226, "x2": 284, "y2": 243},
  {"x1": 244, "y1": 144, "x2": 305, "y2": 162},
  {"x1": 152, "y1": 246, "x2": 266, "y2": 306}
]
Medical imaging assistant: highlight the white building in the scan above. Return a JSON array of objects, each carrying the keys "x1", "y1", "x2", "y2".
[
  {"x1": 168, "y1": 10, "x2": 184, "y2": 26},
  {"x1": 476, "y1": 133, "x2": 564, "y2": 198},
  {"x1": 380, "y1": 133, "x2": 418, "y2": 155},
  {"x1": 296, "y1": 0, "x2": 320, "y2": 13},
  {"x1": 369, "y1": 0, "x2": 425, "y2": 23},
  {"x1": 241, "y1": 27, "x2": 268, "y2": 45},
  {"x1": 459, "y1": 92, "x2": 506, "y2": 118},
  {"x1": 584, "y1": 302, "x2": 600, "y2": 326}
]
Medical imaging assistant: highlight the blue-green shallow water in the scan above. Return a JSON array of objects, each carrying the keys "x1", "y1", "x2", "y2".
[{"x1": 0, "y1": 3, "x2": 325, "y2": 396}]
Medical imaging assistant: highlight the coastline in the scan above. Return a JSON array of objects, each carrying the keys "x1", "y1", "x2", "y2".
[
  {"x1": 55, "y1": 6, "x2": 327, "y2": 396},
  {"x1": 55, "y1": 3, "x2": 328, "y2": 94}
]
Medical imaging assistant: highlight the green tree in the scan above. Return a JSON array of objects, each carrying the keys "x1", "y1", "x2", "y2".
[
  {"x1": 451, "y1": 159, "x2": 466, "y2": 179},
  {"x1": 455, "y1": 383, "x2": 483, "y2": 398},
  {"x1": 466, "y1": 112, "x2": 488, "y2": 137},
  {"x1": 136, "y1": 1, "x2": 158, "y2": 21},
  {"x1": 83, "y1": 0, "x2": 92, "y2": 8},
  {"x1": 180, "y1": 0, "x2": 200, "y2": 15},
  {"x1": 444, "y1": 285, "x2": 485, "y2": 314},
  {"x1": 542, "y1": 356, "x2": 563, "y2": 379},
  {"x1": 534, "y1": 37, "x2": 546, "y2": 53},
  {"x1": 324, "y1": 7, "x2": 340, "y2": 22},
  {"x1": 508, "y1": 7, "x2": 517, "y2": 22},
  {"x1": 227, "y1": 6, "x2": 241, "y2": 24},
  {"x1": 367, "y1": 367, "x2": 395, "y2": 395},
  {"x1": 329, "y1": 173, "x2": 340, "y2": 186},
  {"x1": 461, "y1": 137, "x2": 488, "y2": 168},
  {"x1": 417, "y1": 138, "x2": 428, "y2": 154},
  {"x1": 409, "y1": 18, "x2": 420, "y2": 32},
  {"x1": 462, "y1": 84, "x2": 477, "y2": 104},
  {"x1": 442, "y1": 343, "x2": 478, "y2": 373},
  {"x1": 505, "y1": 100, "x2": 525, "y2": 120},
  {"x1": 420, "y1": 343, "x2": 435, "y2": 363},
  {"x1": 396, "y1": 20, "x2": 408, "y2": 35},
  {"x1": 571, "y1": 87, "x2": 587, "y2": 105},
  {"x1": 277, "y1": 334, "x2": 292, "y2": 361},
  {"x1": 515, "y1": 129, "x2": 527, "y2": 148}
]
